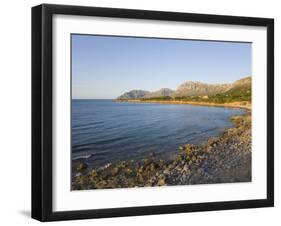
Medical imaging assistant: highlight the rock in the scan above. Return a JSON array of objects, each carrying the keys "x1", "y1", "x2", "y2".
[
  {"x1": 177, "y1": 155, "x2": 184, "y2": 161},
  {"x1": 138, "y1": 167, "x2": 143, "y2": 174},
  {"x1": 183, "y1": 164, "x2": 189, "y2": 173},
  {"x1": 111, "y1": 167, "x2": 119, "y2": 176},
  {"x1": 157, "y1": 179, "x2": 165, "y2": 186},
  {"x1": 149, "y1": 176, "x2": 157, "y2": 183},
  {"x1": 195, "y1": 159, "x2": 202, "y2": 165},
  {"x1": 75, "y1": 172, "x2": 82, "y2": 177},
  {"x1": 158, "y1": 160, "x2": 165, "y2": 167},
  {"x1": 125, "y1": 168, "x2": 133, "y2": 175},
  {"x1": 96, "y1": 180, "x2": 107, "y2": 189},
  {"x1": 175, "y1": 165, "x2": 182, "y2": 171},
  {"x1": 163, "y1": 169, "x2": 170, "y2": 175},
  {"x1": 77, "y1": 162, "x2": 88, "y2": 171},
  {"x1": 157, "y1": 176, "x2": 166, "y2": 186},
  {"x1": 137, "y1": 174, "x2": 144, "y2": 182},
  {"x1": 150, "y1": 163, "x2": 156, "y2": 171},
  {"x1": 214, "y1": 156, "x2": 220, "y2": 162},
  {"x1": 119, "y1": 161, "x2": 126, "y2": 168},
  {"x1": 143, "y1": 158, "x2": 152, "y2": 165},
  {"x1": 91, "y1": 170, "x2": 97, "y2": 177},
  {"x1": 197, "y1": 168, "x2": 204, "y2": 175},
  {"x1": 184, "y1": 144, "x2": 196, "y2": 153}
]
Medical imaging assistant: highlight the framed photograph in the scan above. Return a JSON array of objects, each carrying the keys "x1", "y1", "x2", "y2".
[{"x1": 32, "y1": 4, "x2": 274, "y2": 221}]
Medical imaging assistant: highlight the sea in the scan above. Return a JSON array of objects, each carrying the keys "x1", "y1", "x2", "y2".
[{"x1": 72, "y1": 99, "x2": 244, "y2": 168}]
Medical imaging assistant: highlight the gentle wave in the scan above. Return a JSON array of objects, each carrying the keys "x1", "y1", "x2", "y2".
[{"x1": 72, "y1": 100, "x2": 244, "y2": 167}]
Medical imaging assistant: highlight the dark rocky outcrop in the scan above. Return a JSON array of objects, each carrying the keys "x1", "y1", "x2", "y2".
[{"x1": 117, "y1": 90, "x2": 150, "y2": 99}]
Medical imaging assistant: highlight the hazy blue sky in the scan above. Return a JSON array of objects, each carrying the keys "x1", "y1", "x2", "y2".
[{"x1": 72, "y1": 34, "x2": 251, "y2": 99}]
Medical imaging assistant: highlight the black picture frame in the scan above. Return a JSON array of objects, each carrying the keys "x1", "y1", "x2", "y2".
[{"x1": 32, "y1": 3, "x2": 274, "y2": 222}]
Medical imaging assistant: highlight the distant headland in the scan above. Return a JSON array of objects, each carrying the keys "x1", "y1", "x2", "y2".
[{"x1": 115, "y1": 76, "x2": 251, "y2": 110}]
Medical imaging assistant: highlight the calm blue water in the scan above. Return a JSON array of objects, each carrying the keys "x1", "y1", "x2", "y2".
[{"x1": 72, "y1": 100, "x2": 244, "y2": 168}]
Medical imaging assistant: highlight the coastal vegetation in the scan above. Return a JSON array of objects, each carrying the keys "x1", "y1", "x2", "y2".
[
  {"x1": 117, "y1": 76, "x2": 251, "y2": 106},
  {"x1": 141, "y1": 87, "x2": 251, "y2": 103}
]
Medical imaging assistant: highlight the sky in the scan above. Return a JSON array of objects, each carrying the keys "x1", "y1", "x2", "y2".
[{"x1": 72, "y1": 34, "x2": 252, "y2": 99}]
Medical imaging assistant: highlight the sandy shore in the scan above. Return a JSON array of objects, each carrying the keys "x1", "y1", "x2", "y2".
[{"x1": 115, "y1": 99, "x2": 251, "y2": 111}]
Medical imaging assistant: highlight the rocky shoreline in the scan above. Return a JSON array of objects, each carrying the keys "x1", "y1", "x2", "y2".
[{"x1": 72, "y1": 112, "x2": 251, "y2": 190}]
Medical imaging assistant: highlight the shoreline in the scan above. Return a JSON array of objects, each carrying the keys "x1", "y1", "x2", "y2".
[
  {"x1": 115, "y1": 99, "x2": 251, "y2": 111},
  {"x1": 72, "y1": 108, "x2": 252, "y2": 190}
]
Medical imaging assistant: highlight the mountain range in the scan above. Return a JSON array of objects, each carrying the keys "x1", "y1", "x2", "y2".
[{"x1": 117, "y1": 76, "x2": 251, "y2": 100}]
